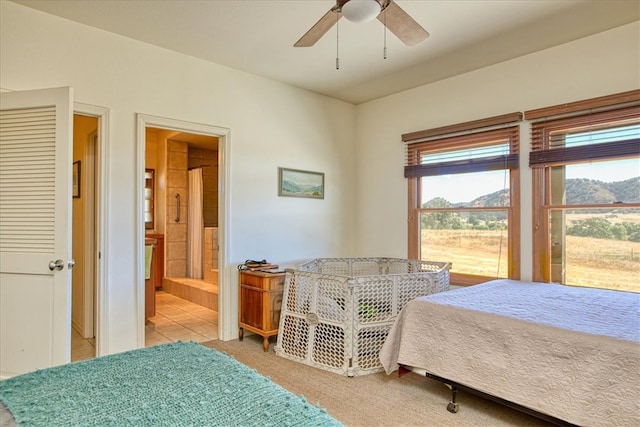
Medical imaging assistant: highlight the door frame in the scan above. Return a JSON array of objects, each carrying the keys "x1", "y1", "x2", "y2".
[
  {"x1": 135, "y1": 114, "x2": 232, "y2": 346},
  {"x1": 74, "y1": 102, "x2": 109, "y2": 357}
]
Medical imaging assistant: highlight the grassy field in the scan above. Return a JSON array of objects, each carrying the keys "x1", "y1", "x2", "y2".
[{"x1": 421, "y1": 229, "x2": 639, "y2": 292}]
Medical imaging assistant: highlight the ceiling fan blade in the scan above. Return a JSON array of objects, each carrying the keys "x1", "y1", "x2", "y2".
[
  {"x1": 377, "y1": 1, "x2": 429, "y2": 47},
  {"x1": 294, "y1": 9, "x2": 343, "y2": 47}
]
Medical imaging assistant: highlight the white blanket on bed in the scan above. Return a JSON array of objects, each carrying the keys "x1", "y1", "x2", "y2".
[{"x1": 379, "y1": 279, "x2": 640, "y2": 426}]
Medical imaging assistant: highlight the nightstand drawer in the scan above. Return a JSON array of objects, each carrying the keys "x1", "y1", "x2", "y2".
[{"x1": 239, "y1": 271, "x2": 285, "y2": 290}]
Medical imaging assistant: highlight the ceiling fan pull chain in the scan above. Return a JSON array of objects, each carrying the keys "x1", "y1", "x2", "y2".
[
  {"x1": 383, "y1": 7, "x2": 388, "y2": 59},
  {"x1": 336, "y1": 12, "x2": 340, "y2": 69}
]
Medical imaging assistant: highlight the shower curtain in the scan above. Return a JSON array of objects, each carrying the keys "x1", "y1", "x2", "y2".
[{"x1": 187, "y1": 168, "x2": 203, "y2": 279}]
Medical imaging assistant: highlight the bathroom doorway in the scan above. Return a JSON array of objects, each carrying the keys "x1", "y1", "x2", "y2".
[
  {"x1": 138, "y1": 114, "x2": 231, "y2": 347},
  {"x1": 145, "y1": 128, "x2": 220, "y2": 309}
]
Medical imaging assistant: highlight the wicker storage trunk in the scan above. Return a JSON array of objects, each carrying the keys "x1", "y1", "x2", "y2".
[{"x1": 274, "y1": 258, "x2": 450, "y2": 377}]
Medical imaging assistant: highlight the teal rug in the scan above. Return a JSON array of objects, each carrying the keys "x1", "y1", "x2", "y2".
[{"x1": 0, "y1": 341, "x2": 342, "y2": 427}]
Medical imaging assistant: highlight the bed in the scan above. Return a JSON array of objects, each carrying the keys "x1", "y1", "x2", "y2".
[
  {"x1": 0, "y1": 341, "x2": 342, "y2": 426},
  {"x1": 379, "y1": 279, "x2": 640, "y2": 426}
]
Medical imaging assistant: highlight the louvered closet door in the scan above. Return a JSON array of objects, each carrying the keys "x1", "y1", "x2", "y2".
[{"x1": 0, "y1": 87, "x2": 73, "y2": 378}]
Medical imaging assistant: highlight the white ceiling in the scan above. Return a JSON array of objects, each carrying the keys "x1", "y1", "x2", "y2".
[{"x1": 11, "y1": 0, "x2": 640, "y2": 104}]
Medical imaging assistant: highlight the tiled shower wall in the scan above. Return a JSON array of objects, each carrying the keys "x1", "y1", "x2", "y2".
[
  {"x1": 166, "y1": 140, "x2": 188, "y2": 278},
  {"x1": 204, "y1": 227, "x2": 219, "y2": 285},
  {"x1": 165, "y1": 142, "x2": 219, "y2": 279}
]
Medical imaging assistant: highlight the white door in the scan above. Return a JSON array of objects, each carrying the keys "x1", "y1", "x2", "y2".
[{"x1": 0, "y1": 87, "x2": 74, "y2": 378}]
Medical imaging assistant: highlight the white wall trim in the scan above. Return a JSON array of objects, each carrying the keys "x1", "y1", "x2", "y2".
[
  {"x1": 135, "y1": 114, "x2": 232, "y2": 346},
  {"x1": 74, "y1": 102, "x2": 110, "y2": 357}
]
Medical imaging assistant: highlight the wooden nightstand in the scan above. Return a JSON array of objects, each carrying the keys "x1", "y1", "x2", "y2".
[{"x1": 238, "y1": 270, "x2": 285, "y2": 352}]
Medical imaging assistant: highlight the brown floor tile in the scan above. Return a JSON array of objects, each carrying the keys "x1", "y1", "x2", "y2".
[
  {"x1": 71, "y1": 291, "x2": 218, "y2": 362},
  {"x1": 160, "y1": 328, "x2": 210, "y2": 343},
  {"x1": 189, "y1": 324, "x2": 219, "y2": 340},
  {"x1": 155, "y1": 305, "x2": 187, "y2": 317},
  {"x1": 145, "y1": 330, "x2": 172, "y2": 347}
]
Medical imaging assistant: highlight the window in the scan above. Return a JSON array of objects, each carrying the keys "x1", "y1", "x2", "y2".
[
  {"x1": 527, "y1": 91, "x2": 640, "y2": 292},
  {"x1": 404, "y1": 114, "x2": 521, "y2": 286}
]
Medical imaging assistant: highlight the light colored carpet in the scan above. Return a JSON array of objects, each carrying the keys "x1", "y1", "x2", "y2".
[{"x1": 203, "y1": 336, "x2": 553, "y2": 427}]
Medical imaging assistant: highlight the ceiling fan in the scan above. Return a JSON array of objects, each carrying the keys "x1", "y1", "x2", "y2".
[{"x1": 294, "y1": 0, "x2": 429, "y2": 48}]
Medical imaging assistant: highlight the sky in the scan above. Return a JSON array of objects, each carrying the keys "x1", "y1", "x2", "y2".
[{"x1": 422, "y1": 159, "x2": 639, "y2": 203}]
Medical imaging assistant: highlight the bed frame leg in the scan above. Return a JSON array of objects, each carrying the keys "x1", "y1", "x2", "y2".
[
  {"x1": 426, "y1": 373, "x2": 576, "y2": 426},
  {"x1": 447, "y1": 385, "x2": 460, "y2": 413}
]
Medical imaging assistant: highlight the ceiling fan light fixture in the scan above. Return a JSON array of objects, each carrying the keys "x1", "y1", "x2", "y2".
[{"x1": 341, "y1": 0, "x2": 381, "y2": 23}]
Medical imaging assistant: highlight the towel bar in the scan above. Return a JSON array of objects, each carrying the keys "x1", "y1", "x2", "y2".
[{"x1": 175, "y1": 193, "x2": 181, "y2": 222}]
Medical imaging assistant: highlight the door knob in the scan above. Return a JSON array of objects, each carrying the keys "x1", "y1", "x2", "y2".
[
  {"x1": 48, "y1": 259, "x2": 65, "y2": 271},
  {"x1": 68, "y1": 259, "x2": 76, "y2": 269}
]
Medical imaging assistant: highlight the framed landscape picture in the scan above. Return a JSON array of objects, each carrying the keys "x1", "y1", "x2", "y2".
[
  {"x1": 278, "y1": 167, "x2": 324, "y2": 199},
  {"x1": 72, "y1": 161, "x2": 81, "y2": 198}
]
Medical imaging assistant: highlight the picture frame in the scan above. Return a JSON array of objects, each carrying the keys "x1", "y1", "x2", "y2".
[
  {"x1": 278, "y1": 167, "x2": 324, "y2": 199},
  {"x1": 72, "y1": 161, "x2": 81, "y2": 198}
]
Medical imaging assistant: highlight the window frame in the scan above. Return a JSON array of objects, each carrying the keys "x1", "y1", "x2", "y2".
[
  {"x1": 526, "y1": 91, "x2": 640, "y2": 283},
  {"x1": 404, "y1": 116, "x2": 521, "y2": 286}
]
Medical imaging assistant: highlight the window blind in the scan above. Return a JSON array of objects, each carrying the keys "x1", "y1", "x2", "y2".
[
  {"x1": 403, "y1": 113, "x2": 522, "y2": 179},
  {"x1": 527, "y1": 91, "x2": 640, "y2": 167}
]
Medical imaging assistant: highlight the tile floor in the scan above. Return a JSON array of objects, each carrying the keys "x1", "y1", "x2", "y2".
[
  {"x1": 71, "y1": 328, "x2": 96, "y2": 362},
  {"x1": 71, "y1": 291, "x2": 218, "y2": 362},
  {"x1": 145, "y1": 290, "x2": 219, "y2": 346}
]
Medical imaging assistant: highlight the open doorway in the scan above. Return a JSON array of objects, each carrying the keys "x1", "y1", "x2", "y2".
[
  {"x1": 70, "y1": 113, "x2": 98, "y2": 361},
  {"x1": 143, "y1": 128, "x2": 220, "y2": 346},
  {"x1": 138, "y1": 115, "x2": 228, "y2": 352},
  {"x1": 70, "y1": 102, "x2": 108, "y2": 363}
]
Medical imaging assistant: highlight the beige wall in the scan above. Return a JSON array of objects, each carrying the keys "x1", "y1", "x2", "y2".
[
  {"x1": 1, "y1": 1, "x2": 357, "y2": 352},
  {"x1": 1, "y1": 1, "x2": 637, "y2": 354},
  {"x1": 145, "y1": 128, "x2": 168, "y2": 236},
  {"x1": 353, "y1": 21, "x2": 640, "y2": 281}
]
